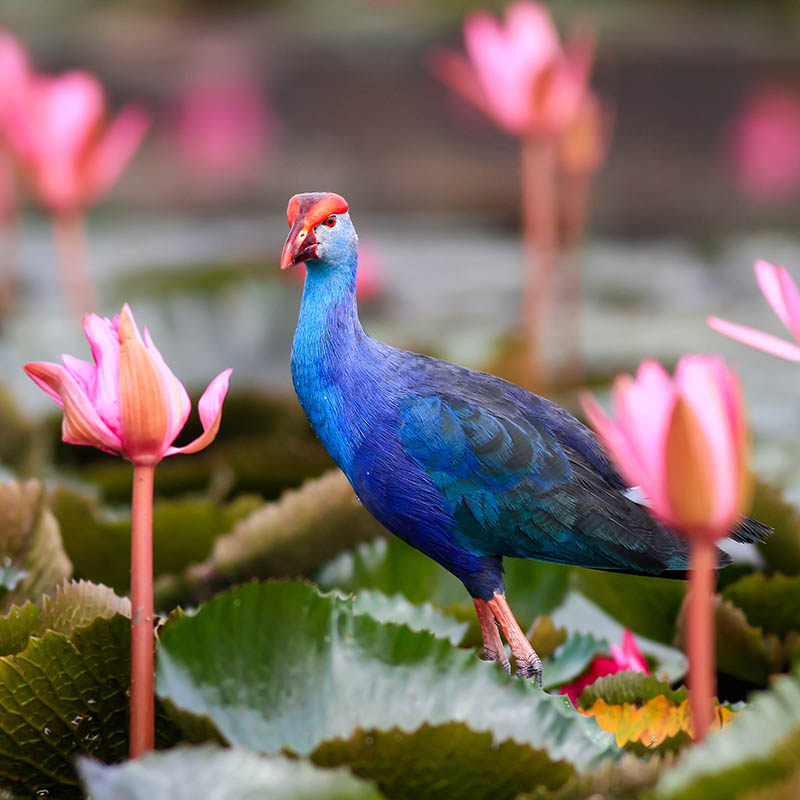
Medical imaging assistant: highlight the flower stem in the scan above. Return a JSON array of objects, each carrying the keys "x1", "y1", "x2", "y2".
[
  {"x1": 521, "y1": 134, "x2": 558, "y2": 392},
  {"x1": 130, "y1": 461, "x2": 155, "y2": 758},
  {"x1": 687, "y1": 540, "x2": 716, "y2": 742},
  {"x1": 52, "y1": 210, "x2": 96, "y2": 320}
]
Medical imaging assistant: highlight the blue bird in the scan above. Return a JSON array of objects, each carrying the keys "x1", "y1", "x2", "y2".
[{"x1": 282, "y1": 191, "x2": 769, "y2": 686}]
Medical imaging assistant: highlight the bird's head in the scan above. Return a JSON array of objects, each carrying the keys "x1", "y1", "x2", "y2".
[{"x1": 280, "y1": 192, "x2": 356, "y2": 272}]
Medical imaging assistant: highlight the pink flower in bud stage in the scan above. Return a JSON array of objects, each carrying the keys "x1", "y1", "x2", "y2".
[
  {"x1": 430, "y1": 1, "x2": 593, "y2": 137},
  {"x1": 25, "y1": 304, "x2": 231, "y2": 466},
  {"x1": 580, "y1": 355, "x2": 750, "y2": 544},
  {"x1": 709, "y1": 260, "x2": 800, "y2": 362},
  {"x1": 560, "y1": 630, "x2": 649, "y2": 706},
  {"x1": 5, "y1": 70, "x2": 150, "y2": 213}
]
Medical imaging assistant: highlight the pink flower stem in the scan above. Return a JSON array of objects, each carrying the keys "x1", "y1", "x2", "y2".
[
  {"x1": 687, "y1": 540, "x2": 716, "y2": 742},
  {"x1": 521, "y1": 134, "x2": 558, "y2": 391},
  {"x1": 130, "y1": 461, "x2": 155, "y2": 758},
  {"x1": 52, "y1": 210, "x2": 97, "y2": 320},
  {"x1": 559, "y1": 173, "x2": 590, "y2": 387}
]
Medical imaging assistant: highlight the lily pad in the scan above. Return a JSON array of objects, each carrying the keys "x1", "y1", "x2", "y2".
[
  {"x1": 78, "y1": 745, "x2": 381, "y2": 800},
  {"x1": 156, "y1": 581, "x2": 621, "y2": 776},
  {"x1": 750, "y1": 480, "x2": 800, "y2": 576},
  {"x1": 542, "y1": 632, "x2": 610, "y2": 691},
  {"x1": 578, "y1": 673, "x2": 688, "y2": 709},
  {"x1": 0, "y1": 480, "x2": 72, "y2": 612},
  {"x1": 722, "y1": 573, "x2": 800, "y2": 638}
]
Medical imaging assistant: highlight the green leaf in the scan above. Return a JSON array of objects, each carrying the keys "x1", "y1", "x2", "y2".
[
  {"x1": 78, "y1": 746, "x2": 381, "y2": 800},
  {"x1": 352, "y1": 589, "x2": 468, "y2": 646},
  {"x1": 0, "y1": 480, "x2": 72, "y2": 612},
  {"x1": 0, "y1": 614, "x2": 180, "y2": 799},
  {"x1": 577, "y1": 673, "x2": 688, "y2": 710},
  {"x1": 313, "y1": 722, "x2": 573, "y2": 800},
  {"x1": 50, "y1": 486, "x2": 260, "y2": 596},
  {"x1": 154, "y1": 470, "x2": 387, "y2": 610},
  {"x1": 542, "y1": 633, "x2": 610, "y2": 691},
  {"x1": 750, "y1": 480, "x2": 800, "y2": 576},
  {"x1": 574, "y1": 570, "x2": 686, "y2": 645},
  {"x1": 156, "y1": 581, "x2": 621, "y2": 776},
  {"x1": 317, "y1": 536, "x2": 570, "y2": 626},
  {"x1": 722, "y1": 573, "x2": 800, "y2": 638},
  {"x1": 655, "y1": 668, "x2": 800, "y2": 800},
  {"x1": 0, "y1": 579, "x2": 131, "y2": 657}
]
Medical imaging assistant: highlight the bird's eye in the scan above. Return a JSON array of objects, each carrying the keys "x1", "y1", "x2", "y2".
[{"x1": 324, "y1": 215, "x2": 337, "y2": 227}]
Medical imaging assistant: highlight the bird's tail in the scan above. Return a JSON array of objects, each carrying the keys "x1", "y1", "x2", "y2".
[{"x1": 728, "y1": 516, "x2": 772, "y2": 544}]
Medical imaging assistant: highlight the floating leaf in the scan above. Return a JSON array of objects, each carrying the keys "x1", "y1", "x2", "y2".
[
  {"x1": 542, "y1": 632, "x2": 610, "y2": 691},
  {"x1": 154, "y1": 470, "x2": 387, "y2": 609},
  {"x1": 574, "y1": 570, "x2": 685, "y2": 646},
  {"x1": 582, "y1": 695, "x2": 734, "y2": 749},
  {"x1": 78, "y1": 745, "x2": 381, "y2": 800},
  {"x1": 674, "y1": 595, "x2": 783, "y2": 685},
  {"x1": 314, "y1": 722, "x2": 572, "y2": 800},
  {"x1": 50, "y1": 486, "x2": 260, "y2": 596},
  {"x1": 0, "y1": 480, "x2": 72, "y2": 612},
  {"x1": 352, "y1": 589, "x2": 468, "y2": 646},
  {"x1": 750, "y1": 480, "x2": 800, "y2": 576},
  {"x1": 722, "y1": 573, "x2": 800, "y2": 638},
  {"x1": 0, "y1": 614, "x2": 180, "y2": 799},
  {"x1": 577, "y1": 672, "x2": 687, "y2": 709},
  {"x1": 156, "y1": 581, "x2": 620, "y2": 778},
  {"x1": 318, "y1": 536, "x2": 570, "y2": 626},
  {"x1": 0, "y1": 579, "x2": 130, "y2": 657},
  {"x1": 528, "y1": 617, "x2": 568, "y2": 661},
  {"x1": 655, "y1": 668, "x2": 800, "y2": 799}
]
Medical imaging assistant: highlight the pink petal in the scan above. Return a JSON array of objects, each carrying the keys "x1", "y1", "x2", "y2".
[
  {"x1": 754, "y1": 259, "x2": 795, "y2": 333},
  {"x1": 141, "y1": 324, "x2": 191, "y2": 449},
  {"x1": 85, "y1": 104, "x2": 151, "y2": 203},
  {"x1": 165, "y1": 368, "x2": 232, "y2": 457},
  {"x1": 82, "y1": 313, "x2": 121, "y2": 435},
  {"x1": 428, "y1": 49, "x2": 497, "y2": 124},
  {"x1": 24, "y1": 361, "x2": 122, "y2": 453},
  {"x1": 776, "y1": 265, "x2": 800, "y2": 342},
  {"x1": 707, "y1": 316, "x2": 800, "y2": 361}
]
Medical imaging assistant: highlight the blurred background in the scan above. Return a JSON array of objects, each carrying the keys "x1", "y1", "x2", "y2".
[{"x1": 2, "y1": 0, "x2": 800, "y2": 498}]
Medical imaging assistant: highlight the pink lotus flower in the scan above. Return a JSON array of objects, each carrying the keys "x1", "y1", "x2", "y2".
[
  {"x1": 25, "y1": 304, "x2": 232, "y2": 466},
  {"x1": 580, "y1": 356, "x2": 750, "y2": 543},
  {"x1": 726, "y1": 88, "x2": 800, "y2": 203},
  {"x1": 5, "y1": 70, "x2": 150, "y2": 213},
  {"x1": 430, "y1": 1, "x2": 592, "y2": 137},
  {"x1": 709, "y1": 260, "x2": 800, "y2": 362},
  {"x1": 0, "y1": 30, "x2": 29, "y2": 124},
  {"x1": 560, "y1": 630, "x2": 648, "y2": 706},
  {"x1": 559, "y1": 91, "x2": 613, "y2": 177}
]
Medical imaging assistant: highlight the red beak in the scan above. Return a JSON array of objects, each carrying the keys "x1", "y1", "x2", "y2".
[{"x1": 280, "y1": 219, "x2": 318, "y2": 270}]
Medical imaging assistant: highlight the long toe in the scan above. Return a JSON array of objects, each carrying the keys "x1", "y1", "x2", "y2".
[{"x1": 515, "y1": 652, "x2": 543, "y2": 688}]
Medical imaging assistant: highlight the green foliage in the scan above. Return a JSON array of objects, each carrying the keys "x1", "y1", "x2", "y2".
[
  {"x1": 0, "y1": 480, "x2": 72, "y2": 613},
  {"x1": 79, "y1": 745, "x2": 382, "y2": 800},
  {"x1": 577, "y1": 673, "x2": 688, "y2": 709},
  {"x1": 722, "y1": 572, "x2": 800, "y2": 638},
  {"x1": 156, "y1": 582, "x2": 621, "y2": 786},
  {"x1": 49, "y1": 485, "x2": 260, "y2": 595},
  {"x1": 750, "y1": 480, "x2": 800, "y2": 576},
  {"x1": 541, "y1": 632, "x2": 610, "y2": 691}
]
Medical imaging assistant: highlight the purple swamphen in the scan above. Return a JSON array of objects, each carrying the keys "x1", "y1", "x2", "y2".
[{"x1": 282, "y1": 191, "x2": 769, "y2": 687}]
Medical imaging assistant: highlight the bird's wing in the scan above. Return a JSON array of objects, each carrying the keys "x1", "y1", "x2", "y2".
[{"x1": 398, "y1": 392, "x2": 690, "y2": 574}]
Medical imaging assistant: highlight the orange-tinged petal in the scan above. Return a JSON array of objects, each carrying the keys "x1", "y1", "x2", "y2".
[
  {"x1": 118, "y1": 306, "x2": 171, "y2": 464},
  {"x1": 664, "y1": 397, "x2": 717, "y2": 537}
]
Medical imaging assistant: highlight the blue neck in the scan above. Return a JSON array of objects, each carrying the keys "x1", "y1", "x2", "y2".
[{"x1": 291, "y1": 254, "x2": 367, "y2": 474}]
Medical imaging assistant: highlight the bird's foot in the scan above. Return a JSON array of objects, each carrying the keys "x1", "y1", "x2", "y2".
[
  {"x1": 483, "y1": 646, "x2": 511, "y2": 675},
  {"x1": 515, "y1": 652, "x2": 543, "y2": 688}
]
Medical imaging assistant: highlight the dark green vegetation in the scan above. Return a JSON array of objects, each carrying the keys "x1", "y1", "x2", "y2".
[{"x1": 0, "y1": 392, "x2": 799, "y2": 798}]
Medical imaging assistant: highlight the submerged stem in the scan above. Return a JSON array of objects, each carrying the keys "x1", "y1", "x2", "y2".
[
  {"x1": 130, "y1": 461, "x2": 155, "y2": 758},
  {"x1": 687, "y1": 541, "x2": 716, "y2": 742}
]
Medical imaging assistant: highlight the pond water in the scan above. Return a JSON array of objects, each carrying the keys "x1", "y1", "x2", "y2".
[{"x1": 6, "y1": 214, "x2": 800, "y2": 498}]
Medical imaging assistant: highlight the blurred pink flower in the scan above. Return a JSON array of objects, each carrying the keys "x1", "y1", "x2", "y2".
[
  {"x1": 0, "y1": 30, "x2": 29, "y2": 124},
  {"x1": 709, "y1": 260, "x2": 800, "y2": 362},
  {"x1": 430, "y1": 1, "x2": 592, "y2": 137},
  {"x1": 559, "y1": 91, "x2": 613, "y2": 177},
  {"x1": 172, "y1": 78, "x2": 274, "y2": 178},
  {"x1": 6, "y1": 70, "x2": 150, "y2": 213},
  {"x1": 727, "y1": 88, "x2": 800, "y2": 203},
  {"x1": 25, "y1": 304, "x2": 232, "y2": 466},
  {"x1": 580, "y1": 356, "x2": 750, "y2": 543},
  {"x1": 560, "y1": 630, "x2": 648, "y2": 706}
]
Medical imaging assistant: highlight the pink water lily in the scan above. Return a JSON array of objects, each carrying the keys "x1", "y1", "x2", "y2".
[
  {"x1": 560, "y1": 630, "x2": 648, "y2": 706},
  {"x1": 25, "y1": 303, "x2": 231, "y2": 466},
  {"x1": 580, "y1": 355, "x2": 750, "y2": 543},
  {"x1": 5, "y1": 70, "x2": 150, "y2": 212},
  {"x1": 709, "y1": 260, "x2": 800, "y2": 362},
  {"x1": 430, "y1": 1, "x2": 592, "y2": 137}
]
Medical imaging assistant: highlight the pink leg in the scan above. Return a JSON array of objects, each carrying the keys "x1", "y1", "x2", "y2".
[
  {"x1": 473, "y1": 598, "x2": 510, "y2": 673},
  {"x1": 488, "y1": 592, "x2": 543, "y2": 687}
]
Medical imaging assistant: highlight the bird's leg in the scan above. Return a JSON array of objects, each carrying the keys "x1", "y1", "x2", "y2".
[
  {"x1": 487, "y1": 592, "x2": 543, "y2": 688},
  {"x1": 473, "y1": 598, "x2": 511, "y2": 674}
]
